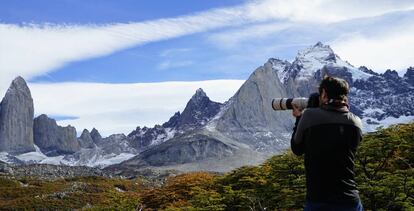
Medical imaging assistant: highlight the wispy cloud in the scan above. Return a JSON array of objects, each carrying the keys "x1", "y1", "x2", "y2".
[
  {"x1": 158, "y1": 60, "x2": 194, "y2": 70},
  {"x1": 331, "y1": 26, "x2": 414, "y2": 71},
  {"x1": 2, "y1": 0, "x2": 413, "y2": 96},
  {"x1": 208, "y1": 22, "x2": 292, "y2": 49},
  {"x1": 0, "y1": 7, "x2": 247, "y2": 96},
  {"x1": 160, "y1": 48, "x2": 193, "y2": 57},
  {"x1": 243, "y1": 0, "x2": 414, "y2": 23},
  {"x1": 29, "y1": 80, "x2": 245, "y2": 136},
  {"x1": 207, "y1": 8, "x2": 414, "y2": 72}
]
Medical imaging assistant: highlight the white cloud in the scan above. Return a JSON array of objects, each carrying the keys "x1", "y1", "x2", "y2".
[
  {"x1": 2, "y1": 0, "x2": 413, "y2": 96},
  {"x1": 29, "y1": 80, "x2": 245, "y2": 136},
  {"x1": 158, "y1": 60, "x2": 194, "y2": 70},
  {"x1": 160, "y1": 48, "x2": 193, "y2": 57},
  {"x1": 243, "y1": 0, "x2": 414, "y2": 23},
  {"x1": 208, "y1": 22, "x2": 292, "y2": 49},
  {"x1": 331, "y1": 25, "x2": 414, "y2": 72},
  {"x1": 0, "y1": 7, "x2": 247, "y2": 96}
]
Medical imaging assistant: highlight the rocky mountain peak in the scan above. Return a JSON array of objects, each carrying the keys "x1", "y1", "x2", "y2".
[
  {"x1": 179, "y1": 89, "x2": 222, "y2": 128},
  {"x1": 279, "y1": 42, "x2": 345, "y2": 83},
  {"x1": 404, "y1": 67, "x2": 414, "y2": 85},
  {"x1": 190, "y1": 88, "x2": 208, "y2": 103},
  {"x1": 162, "y1": 111, "x2": 181, "y2": 128},
  {"x1": 296, "y1": 41, "x2": 336, "y2": 62},
  {"x1": 5, "y1": 76, "x2": 33, "y2": 100},
  {"x1": 280, "y1": 42, "x2": 374, "y2": 84},
  {"x1": 128, "y1": 89, "x2": 223, "y2": 150},
  {"x1": 79, "y1": 129, "x2": 95, "y2": 149},
  {"x1": 383, "y1": 69, "x2": 400, "y2": 80},
  {"x1": 33, "y1": 114, "x2": 80, "y2": 156},
  {"x1": 267, "y1": 58, "x2": 290, "y2": 66},
  {"x1": 359, "y1": 66, "x2": 379, "y2": 76},
  {"x1": 81, "y1": 129, "x2": 90, "y2": 136},
  {"x1": 266, "y1": 58, "x2": 291, "y2": 83},
  {"x1": 11, "y1": 75, "x2": 29, "y2": 87},
  {"x1": 0, "y1": 76, "x2": 35, "y2": 154},
  {"x1": 90, "y1": 128, "x2": 102, "y2": 143}
]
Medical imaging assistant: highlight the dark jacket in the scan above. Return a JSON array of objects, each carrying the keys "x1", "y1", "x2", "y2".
[{"x1": 291, "y1": 104, "x2": 363, "y2": 204}]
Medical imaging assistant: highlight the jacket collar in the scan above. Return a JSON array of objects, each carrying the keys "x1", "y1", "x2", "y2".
[{"x1": 321, "y1": 99, "x2": 349, "y2": 113}]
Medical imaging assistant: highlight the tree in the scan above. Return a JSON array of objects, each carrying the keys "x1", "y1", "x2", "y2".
[{"x1": 355, "y1": 123, "x2": 414, "y2": 210}]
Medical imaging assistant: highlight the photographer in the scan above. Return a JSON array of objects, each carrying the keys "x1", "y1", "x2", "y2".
[{"x1": 291, "y1": 76, "x2": 364, "y2": 211}]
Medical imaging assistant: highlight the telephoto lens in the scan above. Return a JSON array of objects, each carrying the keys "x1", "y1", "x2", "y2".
[{"x1": 272, "y1": 97, "x2": 308, "y2": 110}]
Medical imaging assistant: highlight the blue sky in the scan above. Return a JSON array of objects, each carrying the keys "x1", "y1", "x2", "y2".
[
  {"x1": 1, "y1": 0, "x2": 414, "y2": 135},
  {"x1": 2, "y1": 0, "x2": 414, "y2": 85},
  {"x1": 1, "y1": 0, "x2": 250, "y2": 83},
  {"x1": 1, "y1": 0, "x2": 243, "y2": 24}
]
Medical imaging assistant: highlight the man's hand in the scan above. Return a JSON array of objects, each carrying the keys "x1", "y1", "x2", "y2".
[{"x1": 292, "y1": 103, "x2": 303, "y2": 117}]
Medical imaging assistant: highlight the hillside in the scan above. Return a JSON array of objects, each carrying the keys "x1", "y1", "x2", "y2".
[{"x1": 1, "y1": 122, "x2": 412, "y2": 210}]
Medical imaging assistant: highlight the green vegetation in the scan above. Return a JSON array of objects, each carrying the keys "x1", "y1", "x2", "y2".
[
  {"x1": 0, "y1": 176, "x2": 142, "y2": 210},
  {"x1": 0, "y1": 123, "x2": 412, "y2": 210}
]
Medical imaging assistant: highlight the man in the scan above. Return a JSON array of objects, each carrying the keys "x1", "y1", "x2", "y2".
[{"x1": 291, "y1": 76, "x2": 364, "y2": 211}]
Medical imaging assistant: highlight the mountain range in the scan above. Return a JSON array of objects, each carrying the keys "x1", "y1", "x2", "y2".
[{"x1": 0, "y1": 42, "x2": 413, "y2": 174}]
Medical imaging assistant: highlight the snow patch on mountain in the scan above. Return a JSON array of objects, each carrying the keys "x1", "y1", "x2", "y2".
[
  {"x1": 363, "y1": 108, "x2": 386, "y2": 117},
  {"x1": 0, "y1": 144, "x2": 136, "y2": 168},
  {"x1": 346, "y1": 66, "x2": 373, "y2": 81},
  {"x1": 15, "y1": 145, "x2": 49, "y2": 163},
  {"x1": 362, "y1": 115, "x2": 414, "y2": 132},
  {"x1": 152, "y1": 128, "x2": 176, "y2": 146},
  {"x1": 69, "y1": 152, "x2": 136, "y2": 168}
]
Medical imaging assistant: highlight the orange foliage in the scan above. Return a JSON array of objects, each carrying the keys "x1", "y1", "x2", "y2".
[{"x1": 141, "y1": 172, "x2": 216, "y2": 210}]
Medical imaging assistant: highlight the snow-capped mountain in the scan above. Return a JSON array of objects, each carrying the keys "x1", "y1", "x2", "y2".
[
  {"x1": 109, "y1": 42, "x2": 413, "y2": 174},
  {"x1": 269, "y1": 42, "x2": 413, "y2": 131},
  {"x1": 351, "y1": 68, "x2": 414, "y2": 131},
  {"x1": 279, "y1": 42, "x2": 372, "y2": 84}
]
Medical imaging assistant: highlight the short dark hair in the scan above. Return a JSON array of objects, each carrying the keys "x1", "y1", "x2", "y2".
[{"x1": 319, "y1": 76, "x2": 349, "y2": 100}]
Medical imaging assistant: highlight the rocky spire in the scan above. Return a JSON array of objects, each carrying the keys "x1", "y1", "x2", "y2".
[
  {"x1": 162, "y1": 112, "x2": 181, "y2": 128},
  {"x1": 177, "y1": 88, "x2": 222, "y2": 130},
  {"x1": 403, "y1": 67, "x2": 414, "y2": 86},
  {"x1": 190, "y1": 88, "x2": 207, "y2": 101},
  {"x1": 90, "y1": 128, "x2": 102, "y2": 143},
  {"x1": 0, "y1": 76, "x2": 35, "y2": 154},
  {"x1": 79, "y1": 129, "x2": 95, "y2": 148}
]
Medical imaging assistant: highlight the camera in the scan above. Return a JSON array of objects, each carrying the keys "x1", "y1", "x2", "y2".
[{"x1": 272, "y1": 93, "x2": 320, "y2": 111}]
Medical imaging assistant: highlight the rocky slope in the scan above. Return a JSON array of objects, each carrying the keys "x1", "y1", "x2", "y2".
[{"x1": 0, "y1": 161, "x2": 107, "y2": 180}]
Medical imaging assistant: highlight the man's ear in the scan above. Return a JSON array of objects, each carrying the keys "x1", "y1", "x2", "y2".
[
  {"x1": 320, "y1": 88, "x2": 328, "y2": 102},
  {"x1": 320, "y1": 88, "x2": 326, "y2": 97}
]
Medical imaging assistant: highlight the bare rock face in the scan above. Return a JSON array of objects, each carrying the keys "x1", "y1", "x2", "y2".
[
  {"x1": 33, "y1": 114, "x2": 80, "y2": 156},
  {"x1": 215, "y1": 60, "x2": 293, "y2": 153},
  {"x1": 90, "y1": 128, "x2": 102, "y2": 144},
  {"x1": 0, "y1": 76, "x2": 35, "y2": 154},
  {"x1": 79, "y1": 129, "x2": 95, "y2": 149},
  {"x1": 172, "y1": 88, "x2": 222, "y2": 131}
]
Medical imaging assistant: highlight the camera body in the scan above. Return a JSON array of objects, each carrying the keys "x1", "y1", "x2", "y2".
[{"x1": 272, "y1": 93, "x2": 320, "y2": 111}]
